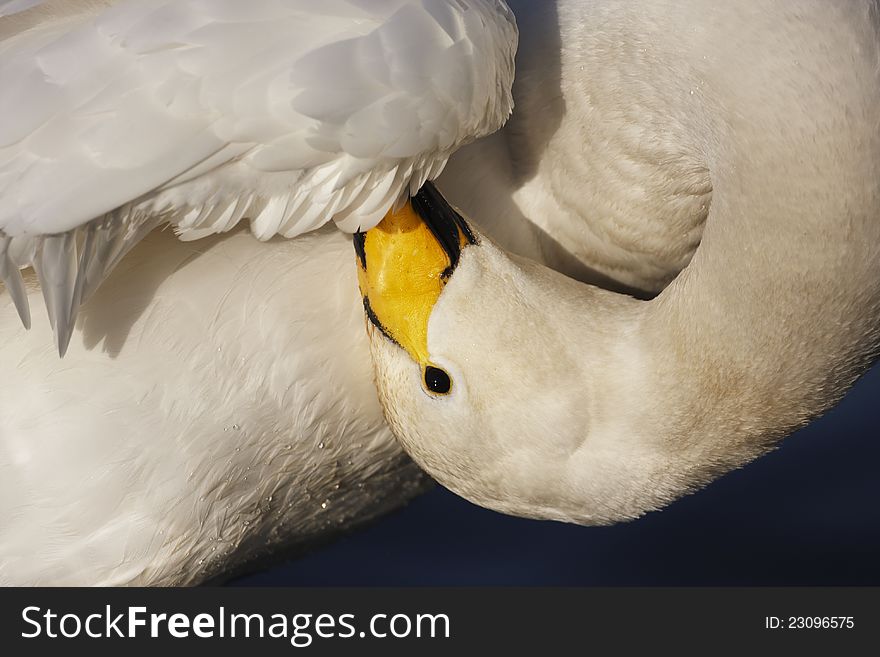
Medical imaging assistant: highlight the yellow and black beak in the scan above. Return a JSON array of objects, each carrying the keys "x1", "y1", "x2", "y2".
[{"x1": 354, "y1": 182, "x2": 477, "y2": 368}]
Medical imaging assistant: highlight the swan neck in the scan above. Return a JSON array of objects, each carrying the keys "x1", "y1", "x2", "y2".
[{"x1": 573, "y1": 185, "x2": 880, "y2": 525}]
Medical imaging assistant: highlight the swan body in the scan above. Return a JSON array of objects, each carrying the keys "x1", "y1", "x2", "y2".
[
  {"x1": 0, "y1": 226, "x2": 428, "y2": 585},
  {"x1": 368, "y1": 0, "x2": 880, "y2": 523},
  {"x1": 0, "y1": 0, "x2": 516, "y2": 586}
]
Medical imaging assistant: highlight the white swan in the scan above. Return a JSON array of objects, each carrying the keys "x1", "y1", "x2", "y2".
[
  {"x1": 361, "y1": 0, "x2": 880, "y2": 524},
  {"x1": 1, "y1": 0, "x2": 877, "y2": 584}
]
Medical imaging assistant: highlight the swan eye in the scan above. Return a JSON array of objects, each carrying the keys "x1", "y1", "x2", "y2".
[{"x1": 424, "y1": 365, "x2": 452, "y2": 395}]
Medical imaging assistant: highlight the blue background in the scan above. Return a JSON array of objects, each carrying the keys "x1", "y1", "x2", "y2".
[{"x1": 233, "y1": 363, "x2": 879, "y2": 586}]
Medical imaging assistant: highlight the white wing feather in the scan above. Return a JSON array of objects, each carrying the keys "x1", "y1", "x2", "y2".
[
  {"x1": 0, "y1": 0, "x2": 516, "y2": 237},
  {"x1": 0, "y1": 0, "x2": 517, "y2": 353}
]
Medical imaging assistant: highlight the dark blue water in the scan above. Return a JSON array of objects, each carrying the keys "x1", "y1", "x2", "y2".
[{"x1": 234, "y1": 363, "x2": 879, "y2": 586}]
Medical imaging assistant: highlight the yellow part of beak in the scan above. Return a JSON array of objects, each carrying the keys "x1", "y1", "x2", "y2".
[{"x1": 356, "y1": 199, "x2": 470, "y2": 366}]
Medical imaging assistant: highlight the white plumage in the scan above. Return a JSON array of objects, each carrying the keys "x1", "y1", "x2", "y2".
[
  {"x1": 0, "y1": 226, "x2": 430, "y2": 585},
  {"x1": 0, "y1": 0, "x2": 516, "y2": 353}
]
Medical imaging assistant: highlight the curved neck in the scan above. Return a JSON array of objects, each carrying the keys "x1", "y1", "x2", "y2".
[
  {"x1": 434, "y1": 1, "x2": 880, "y2": 523},
  {"x1": 570, "y1": 67, "x2": 880, "y2": 525}
]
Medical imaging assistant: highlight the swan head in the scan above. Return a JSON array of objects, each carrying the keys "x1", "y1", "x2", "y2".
[{"x1": 356, "y1": 184, "x2": 653, "y2": 525}]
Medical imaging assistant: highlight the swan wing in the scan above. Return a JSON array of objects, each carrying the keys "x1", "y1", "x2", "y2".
[{"x1": 0, "y1": 0, "x2": 516, "y2": 352}]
